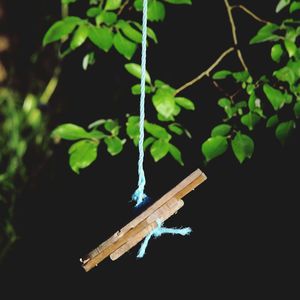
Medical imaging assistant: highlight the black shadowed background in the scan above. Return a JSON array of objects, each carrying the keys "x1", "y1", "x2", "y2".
[{"x1": 0, "y1": 0, "x2": 297, "y2": 298}]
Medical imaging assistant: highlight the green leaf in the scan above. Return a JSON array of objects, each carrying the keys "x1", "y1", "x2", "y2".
[
  {"x1": 145, "y1": 122, "x2": 170, "y2": 139},
  {"x1": 103, "y1": 12, "x2": 117, "y2": 25},
  {"x1": 104, "y1": 136, "x2": 123, "y2": 155},
  {"x1": 147, "y1": 27, "x2": 158, "y2": 43},
  {"x1": 52, "y1": 123, "x2": 90, "y2": 140},
  {"x1": 218, "y1": 98, "x2": 231, "y2": 108},
  {"x1": 117, "y1": 20, "x2": 142, "y2": 43},
  {"x1": 266, "y1": 114, "x2": 279, "y2": 128},
  {"x1": 241, "y1": 113, "x2": 261, "y2": 130},
  {"x1": 82, "y1": 52, "x2": 95, "y2": 70},
  {"x1": 105, "y1": 0, "x2": 122, "y2": 10},
  {"x1": 169, "y1": 144, "x2": 184, "y2": 166},
  {"x1": 155, "y1": 79, "x2": 170, "y2": 88},
  {"x1": 150, "y1": 139, "x2": 169, "y2": 162},
  {"x1": 88, "y1": 130, "x2": 106, "y2": 139},
  {"x1": 134, "y1": 0, "x2": 143, "y2": 11},
  {"x1": 271, "y1": 44, "x2": 284, "y2": 63},
  {"x1": 202, "y1": 136, "x2": 228, "y2": 162},
  {"x1": 144, "y1": 137, "x2": 155, "y2": 150},
  {"x1": 235, "y1": 101, "x2": 247, "y2": 117},
  {"x1": 62, "y1": 0, "x2": 77, "y2": 4},
  {"x1": 275, "y1": 120, "x2": 295, "y2": 144},
  {"x1": 124, "y1": 63, "x2": 151, "y2": 84},
  {"x1": 88, "y1": 26, "x2": 113, "y2": 52},
  {"x1": 126, "y1": 116, "x2": 140, "y2": 144},
  {"x1": 131, "y1": 84, "x2": 152, "y2": 95},
  {"x1": 290, "y1": 1, "x2": 300, "y2": 13},
  {"x1": 284, "y1": 40, "x2": 297, "y2": 57},
  {"x1": 248, "y1": 93, "x2": 256, "y2": 111},
  {"x1": 148, "y1": 0, "x2": 166, "y2": 22},
  {"x1": 87, "y1": 7, "x2": 102, "y2": 17},
  {"x1": 131, "y1": 22, "x2": 158, "y2": 43},
  {"x1": 43, "y1": 17, "x2": 82, "y2": 46},
  {"x1": 174, "y1": 97, "x2": 195, "y2": 110},
  {"x1": 213, "y1": 70, "x2": 232, "y2": 80},
  {"x1": 274, "y1": 66, "x2": 296, "y2": 86},
  {"x1": 250, "y1": 23, "x2": 279, "y2": 45},
  {"x1": 211, "y1": 124, "x2": 231, "y2": 137},
  {"x1": 71, "y1": 24, "x2": 89, "y2": 49},
  {"x1": 233, "y1": 71, "x2": 250, "y2": 83},
  {"x1": 88, "y1": 119, "x2": 106, "y2": 129},
  {"x1": 152, "y1": 90, "x2": 176, "y2": 118},
  {"x1": 113, "y1": 32, "x2": 137, "y2": 59},
  {"x1": 104, "y1": 119, "x2": 119, "y2": 135},
  {"x1": 276, "y1": 0, "x2": 291, "y2": 12},
  {"x1": 68, "y1": 140, "x2": 98, "y2": 173},
  {"x1": 263, "y1": 84, "x2": 286, "y2": 110},
  {"x1": 231, "y1": 132, "x2": 254, "y2": 163},
  {"x1": 168, "y1": 124, "x2": 184, "y2": 135},
  {"x1": 164, "y1": 0, "x2": 192, "y2": 4},
  {"x1": 294, "y1": 102, "x2": 300, "y2": 118},
  {"x1": 157, "y1": 113, "x2": 174, "y2": 122}
]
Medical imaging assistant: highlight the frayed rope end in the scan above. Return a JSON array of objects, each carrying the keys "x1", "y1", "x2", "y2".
[{"x1": 137, "y1": 219, "x2": 192, "y2": 259}]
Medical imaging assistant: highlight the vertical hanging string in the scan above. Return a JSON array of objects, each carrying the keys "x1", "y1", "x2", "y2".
[{"x1": 132, "y1": 0, "x2": 148, "y2": 207}]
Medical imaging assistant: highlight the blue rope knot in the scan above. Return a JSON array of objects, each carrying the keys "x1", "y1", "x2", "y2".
[{"x1": 137, "y1": 219, "x2": 192, "y2": 258}]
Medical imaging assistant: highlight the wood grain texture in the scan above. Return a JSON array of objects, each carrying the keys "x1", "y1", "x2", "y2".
[{"x1": 81, "y1": 168, "x2": 207, "y2": 272}]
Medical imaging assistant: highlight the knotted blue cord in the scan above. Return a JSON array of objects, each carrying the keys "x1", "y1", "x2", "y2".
[
  {"x1": 137, "y1": 220, "x2": 192, "y2": 258},
  {"x1": 132, "y1": 0, "x2": 149, "y2": 207},
  {"x1": 130, "y1": 0, "x2": 192, "y2": 257}
]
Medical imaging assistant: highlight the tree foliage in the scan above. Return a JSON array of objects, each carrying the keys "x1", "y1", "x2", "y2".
[{"x1": 45, "y1": 0, "x2": 300, "y2": 172}]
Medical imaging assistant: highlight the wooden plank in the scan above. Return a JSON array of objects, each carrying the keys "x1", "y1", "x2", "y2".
[
  {"x1": 110, "y1": 198, "x2": 184, "y2": 261},
  {"x1": 117, "y1": 169, "x2": 206, "y2": 238},
  {"x1": 80, "y1": 168, "x2": 206, "y2": 272}
]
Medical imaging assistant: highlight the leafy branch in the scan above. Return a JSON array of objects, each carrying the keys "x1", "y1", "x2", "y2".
[{"x1": 48, "y1": 0, "x2": 300, "y2": 172}]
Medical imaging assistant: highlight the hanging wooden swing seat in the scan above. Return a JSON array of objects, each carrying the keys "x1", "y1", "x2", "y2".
[{"x1": 80, "y1": 168, "x2": 207, "y2": 272}]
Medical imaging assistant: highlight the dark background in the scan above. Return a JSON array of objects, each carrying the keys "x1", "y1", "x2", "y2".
[{"x1": 0, "y1": 0, "x2": 297, "y2": 298}]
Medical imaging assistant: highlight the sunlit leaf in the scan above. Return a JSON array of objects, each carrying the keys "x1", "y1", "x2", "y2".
[
  {"x1": 69, "y1": 140, "x2": 98, "y2": 173},
  {"x1": 231, "y1": 132, "x2": 254, "y2": 163},
  {"x1": 202, "y1": 136, "x2": 228, "y2": 162}
]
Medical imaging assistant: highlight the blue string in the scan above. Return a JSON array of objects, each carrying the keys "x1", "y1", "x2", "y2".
[
  {"x1": 131, "y1": 0, "x2": 192, "y2": 258},
  {"x1": 137, "y1": 220, "x2": 192, "y2": 258},
  {"x1": 132, "y1": 0, "x2": 149, "y2": 207}
]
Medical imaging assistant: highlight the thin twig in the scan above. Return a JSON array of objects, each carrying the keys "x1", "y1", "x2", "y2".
[
  {"x1": 175, "y1": 47, "x2": 234, "y2": 95},
  {"x1": 118, "y1": 0, "x2": 130, "y2": 15},
  {"x1": 212, "y1": 80, "x2": 232, "y2": 100},
  {"x1": 224, "y1": 0, "x2": 248, "y2": 71},
  {"x1": 233, "y1": 5, "x2": 269, "y2": 24},
  {"x1": 61, "y1": 3, "x2": 69, "y2": 19}
]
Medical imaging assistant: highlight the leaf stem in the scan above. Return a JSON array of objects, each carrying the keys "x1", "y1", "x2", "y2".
[
  {"x1": 232, "y1": 5, "x2": 269, "y2": 24},
  {"x1": 224, "y1": 0, "x2": 248, "y2": 71},
  {"x1": 211, "y1": 79, "x2": 232, "y2": 100},
  {"x1": 175, "y1": 47, "x2": 234, "y2": 95},
  {"x1": 40, "y1": 66, "x2": 61, "y2": 105},
  {"x1": 118, "y1": 0, "x2": 130, "y2": 15},
  {"x1": 61, "y1": 3, "x2": 69, "y2": 19}
]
